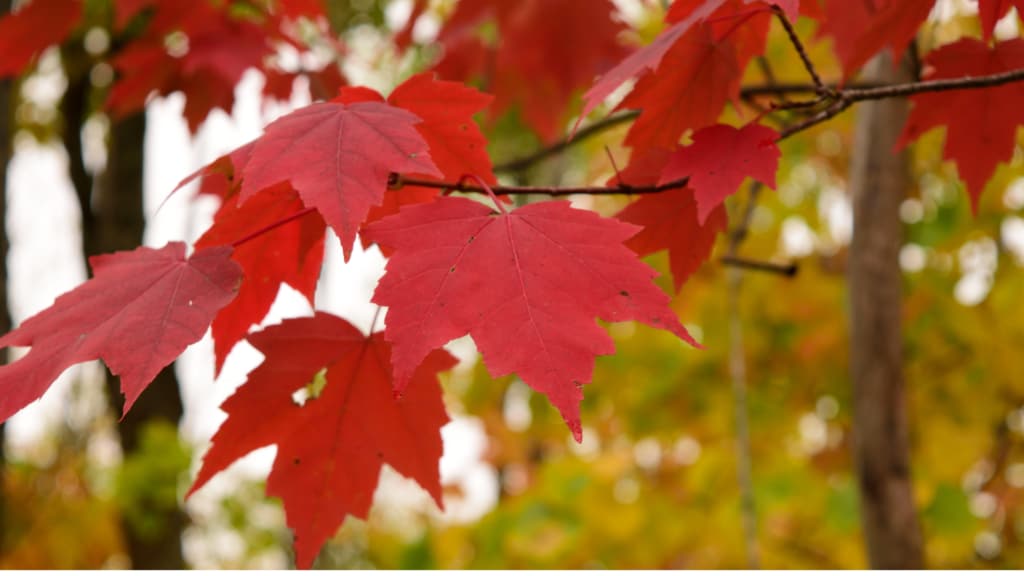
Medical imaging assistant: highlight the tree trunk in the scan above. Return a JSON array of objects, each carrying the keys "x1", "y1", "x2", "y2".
[
  {"x1": 848, "y1": 52, "x2": 924, "y2": 569},
  {"x1": 0, "y1": 0, "x2": 12, "y2": 554},
  {"x1": 60, "y1": 55, "x2": 187, "y2": 566},
  {"x1": 95, "y1": 112, "x2": 187, "y2": 569}
]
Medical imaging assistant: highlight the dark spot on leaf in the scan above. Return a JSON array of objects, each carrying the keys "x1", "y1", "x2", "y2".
[
  {"x1": 619, "y1": 290, "x2": 629, "y2": 297},
  {"x1": 293, "y1": 458, "x2": 301, "y2": 465},
  {"x1": 450, "y1": 266, "x2": 456, "y2": 273},
  {"x1": 468, "y1": 235, "x2": 475, "y2": 243}
]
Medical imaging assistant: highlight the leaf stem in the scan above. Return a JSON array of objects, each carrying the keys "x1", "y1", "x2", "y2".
[{"x1": 230, "y1": 206, "x2": 318, "y2": 249}]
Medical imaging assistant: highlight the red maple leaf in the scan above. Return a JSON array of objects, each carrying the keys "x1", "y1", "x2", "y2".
[
  {"x1": 578, "y1": 0, "x2": 782, "y2": 132},
  {"x1": 610, "y1": 148, "x2": 727, "y2": 292},
  {"x1": 659, "y1": 122, "x2": 780, "y2": 222},
  {"x1": 195, "y1": 185, "x2": 327, "y2": 373},
  {"x1": 363, "y1": 196, "x2": 698, "y2": 441},
  {"x1": 336, "y1": 73, "x2": 497, "y2": 231},
  {"x1": 433, "y1": 0, "x2": 629, "y2": 141},
  {"x1": 0, "y1": 243, "x2": 241, "y2": 423},
  {"x1": 817, "y1": 0, "x2": 934, "y2": 75},
  {"x1": 617, "y1": 23, "x2": 743, "y2": 150},
  {"x1": 581, "y1": 0, "x2": 780, "y2": 149},
  {"x1": 979, "y1": 0, "x2": 1024, "y2": 40},
  {"x1": 278, "y1": 0, "x2": 326, "y2": 19},
  {"x1": 106, "y1": 10, "x2": 271, "y2": 131},
  {"x1": 238, "y1": 101, "x2": 441, "y2": 258},
  {"x1": 898, "y1": 38, "x2": 1024, "y2": 211},
  {"x1": 619, "y1": 190, "x2": 728, "y2": 292},
  {"x1": 0, "y1": 0, "x2": 82, "y2": 77},
  {"x1": 188, "y1": 313, "x2": 455, "y2": 569}
]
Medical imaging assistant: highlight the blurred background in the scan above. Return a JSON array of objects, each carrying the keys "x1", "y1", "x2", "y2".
[{"x1": 2, "y1": 0, "x2": 1024, "y2": 569}]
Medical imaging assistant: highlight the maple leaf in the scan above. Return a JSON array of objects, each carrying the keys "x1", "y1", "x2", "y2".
[
  {"x1": 238, "y1": 101, "x2": 441, "y2": 258},
  {"x1": 337, "y1": 73, "x2": 497, "y2": 230},
  {"x1": 195, "y1": 185, "x2": 326, "y2": 373},
  {"x1": 0, "y1": 243, "x2": 241, "y2": 423},
  {"x1": 172, "y1": 140, "x2": 254, "y2": 202},
  {"x1": 979, "y1": 0, "x2": 1024, "y2": 40},
  {"x1": 617, "y1": 23, "x2": 742, "y2": 150},
  {"x1": 363, "y1": 196, "x2": 698, "y2": 441},
  {"x1": 278, "y1": 0, "x2": 326, "y2": 19},
  {"x1": 106, "y1": 11, "x2": 270, "y2": 132},
  {"x1": 898, "y1": 38, "x2": 1024, "y2": 211},
  {"x1": 0, "y1": 0, "x2": 82, "y2": 78},
  {"x1": 578, "y1": 0, "x2": 781, "y2": 131},
  {"x1": 433, "y1": 0, "x2": 629, "y2": 141},
  {"x1": 394, "y1": 0, "x2": 429, "y2": 51},
  {"x1": 189, "y1": 313, "x2": 455, "y2": 569},
  {"x1": 817, "y1": 0, "x2": 934, "y2": 75},
  {"x1": 610, "y1": 148, "x2": 727, "y2": 292},
  {"x1": 659, "y1": 123, "x2": 780, "y2": 222}
]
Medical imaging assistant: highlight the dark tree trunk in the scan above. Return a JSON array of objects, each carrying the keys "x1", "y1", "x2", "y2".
[
  {"x1": 95, "y1": 112, "x2": 187, "y2": 570},
  {"x1": 60, "y1": 53, "x2": 186, "y2": 567},
  {"x1": 848, "y1": 52, "x2": 924, "y2": 569},
  {"x1": 0, "y1": 0, "x2": 12, "y2": 555}
]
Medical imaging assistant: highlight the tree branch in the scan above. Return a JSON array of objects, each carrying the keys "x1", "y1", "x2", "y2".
[
  {"x1": 392, "y1": 174, "x2": 690, "y2": 196},
  {"x1": 773, "y1": 7, "x2": 826, "y2": 92}
]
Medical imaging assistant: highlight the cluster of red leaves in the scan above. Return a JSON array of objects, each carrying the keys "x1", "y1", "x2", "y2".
[
  {"x1": 403, "y1": 0, "x2": 631, "y2": 141},
  {"x1": 0, "y1": 0, "x2": 342, "y2": 131},
  {"x1": 1, "y1": 0, "x2": 1023, "y2": 567}
]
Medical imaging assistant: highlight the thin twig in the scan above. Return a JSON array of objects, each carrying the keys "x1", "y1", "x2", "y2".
[
  {"x1": 725, "y1": 182, "x2": 765, "y2": 569},
  {"x1": 493, "y1": 111, "x2": 638, "y2": 173},
  {"x1": 721, "y1": 255, "x2": 798, "y2": 276},
  {"x1": 773, "y1": 7, "x2": 826, "y2": 92},
  {"x1": 392, "y1": 174, "x2": 690, "y2": 196}
]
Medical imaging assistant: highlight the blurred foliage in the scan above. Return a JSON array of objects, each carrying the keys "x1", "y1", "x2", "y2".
[
  {"x1": 113, "y1": 421, "x2": 191, "y2": 541},
  {"x1": 4, "y1": 0, "x2": 1024, "y2": 570}
]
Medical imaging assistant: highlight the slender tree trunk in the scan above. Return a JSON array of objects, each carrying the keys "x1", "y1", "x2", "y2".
[
  {"x1": 95, "y1": 111, "x2": 187, "y2": 570},
  {"x1": 0, "y1": 0, "x2": 13, "y2": 554},
  {"x1": 60, "y1": 51, "x2": 186, "y2": 567},
  {"x1": 848, "y1": 52, "x2": 924, "y2": 569}
]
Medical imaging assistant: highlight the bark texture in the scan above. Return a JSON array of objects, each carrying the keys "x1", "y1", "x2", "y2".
[{"x1": 848, "y1": 52, "x2": 924, "y2": 569}]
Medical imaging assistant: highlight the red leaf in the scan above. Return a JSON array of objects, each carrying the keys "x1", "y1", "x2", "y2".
[
  {"x1": 898, "y1": 38, "x2": 1024, "y2": 212},
  {"x1": 818, "y1": 0, "x2": 934, "y2": 75},
  {"x1": 435, "y1": 0, "x2": 629, "y2": 140},
  {"x1": 279, "y1": 0, "x2": 325, "y2": 19},
  {"x1": 979, "y1": 0, "x2": 1024, "y2": 40},
  {"x1": 619, "y1": 190, "x2": 728, "y2": 292},
  {"x1": 610, "y1": 149, "x2": 727, "y2": 292},
  {"x1": 337, "y1": 73, "x2": 496, "y2": 230},
  {"x1": 0, "y1": 0, "x2": 82, "y2": 77},
  {"x1": 394, "y1": 0, "x2": 429, "y2": 51},
  {"x1": 363, "y1": 197, "x2": 698, "y2": 441},
  {"x1": 0, "y1": 243, "x2": 241, "y2": 423},
  {"x1": 114, "y1": 0, "x2": 153, "y2": 29},
  {"x1": 238, "y1": 101, "x2": 441, "y2": 259},
  {"x1": 172, "y1": 140, "x2": 254, "y2": 202},
  {"x1": 660, "y1": 123, "x2": 780, "y2": 222},
  {"x1": 196, "y1": 185, "x2": 326, "y2": 373},
  {"x1": 617, "y1": 23, "x2": 743, "y2": 150},
  {"x1": 106, "y1": 13, "x2": 270, "y2": 132},
  {"x1": 577, "y1": 0, "x2": 732, "y2": 129},
  {"x1": 378, "y1": 73, "x2": 497, "y2": 228},
  {"x1": 189, "y1": 313, "x2": 454, "y2": 569}
]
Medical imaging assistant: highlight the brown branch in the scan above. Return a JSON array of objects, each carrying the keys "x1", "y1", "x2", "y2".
[
  {"x1": 493, "y1": 111, "x2": 638, "y2": 173},
  {"x1": 844, "y1": 68, "x2": 1024, "y2": 99},
  {"x1": 392, "y1": 174, "x2": 689, "y2": 196},
  {"x1": 773, "y1": 6, "x2": 826, "y2": 92},
  {"x1": 721, "y1": 255, "x2": 798, "y2": 276}
]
